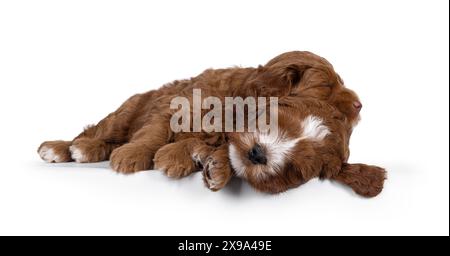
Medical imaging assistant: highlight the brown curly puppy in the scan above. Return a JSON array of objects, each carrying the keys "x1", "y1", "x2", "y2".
[{"x1": 162, "y1": 96, "x2": 385, "y2": 197}]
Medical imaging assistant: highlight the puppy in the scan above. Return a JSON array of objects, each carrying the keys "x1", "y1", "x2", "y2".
[{"x1": 154, "y1": 93, "x2": 385, "y2": 197}]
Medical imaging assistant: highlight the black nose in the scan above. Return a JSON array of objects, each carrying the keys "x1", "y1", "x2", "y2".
[{"x1": 248, "y1": 144, "x2": 267, "y2": 165}]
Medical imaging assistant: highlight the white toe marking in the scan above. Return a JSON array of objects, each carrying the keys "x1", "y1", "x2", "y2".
[
  {"x1": 39, "y1": 146, "x2": 61, "y2": 163},
  {"x1": 191, "y1": 152, "x2": 201, "y2": 164},
  {"x1": 207, "y1": 179, "x2": 218, "y2": 189},
  {"x1": 69, "y1": 145, "x2": 86, "y2": 163},
  {"x1": 205, "y1": 173, "x2": 218, "y2": 190},
  {"x1": 203, "y1": 161, "x2": 219, "y2": 189}
]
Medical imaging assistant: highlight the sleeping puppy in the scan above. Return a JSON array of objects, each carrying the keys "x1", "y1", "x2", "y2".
[{"x1": 154, "y1": 92, "x2": 386, "y2": 197}]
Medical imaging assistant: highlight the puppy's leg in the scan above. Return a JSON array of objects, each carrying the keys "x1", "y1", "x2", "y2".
[
  {"x1": 39, "y1": 129, "x2": 121, "y2": 164},
  {"x1": 332, "y1": 163, "x2": 387, "y2": 198},
  {"x1": 110, "y1": 119, "x2": 171, "y2": 174},
  {"x1": 154, "y1": 138, "x2": 214, "y2": 179},
  {"x1": 202, "y1": 144, "x2": 233, "y2": 191},
  {"x1": 38, "y1": 93, "x2": 145, "y2": 163}
]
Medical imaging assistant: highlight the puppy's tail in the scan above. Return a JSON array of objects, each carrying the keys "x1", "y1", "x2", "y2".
[{"x1": 332, "y1": 163, "x2": 387, "y2": 198}]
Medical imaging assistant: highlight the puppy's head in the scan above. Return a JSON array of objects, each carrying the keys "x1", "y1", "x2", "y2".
[
  {"x1": 260, "y1": 51, "x2": 363, "y2": 126},
  {"x1": 228, "y1": 104, "x2": 347, "y2": 193}
]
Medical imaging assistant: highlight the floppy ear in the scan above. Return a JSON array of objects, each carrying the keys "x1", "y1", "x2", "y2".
[
  {"x1": 284, "y1": 64, "x2": 305, "y2": 87},
  {"x1": 271, "y1": 63, "x2": 310, "y2": 87},
  {"x1": 253, "y1": 64, "x2": 309, "y2": 96}
]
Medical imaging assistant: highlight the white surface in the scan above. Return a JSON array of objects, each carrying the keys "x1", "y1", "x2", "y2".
[{"x1": 0, "y1": 0, "x2": 448, "y2": 236}]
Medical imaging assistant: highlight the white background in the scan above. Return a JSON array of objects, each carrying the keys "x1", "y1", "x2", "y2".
[{"x1": 0, "y1": 0, "x2": 448, "y2": 236}]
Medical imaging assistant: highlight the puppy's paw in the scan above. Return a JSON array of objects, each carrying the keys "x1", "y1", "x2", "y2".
[
  {"x1": 154, "y1": 143, "x2": 198, "y2": 178},
  {"x1": 70, "y1": 138, "x2": 109, "y2": 163},
  {"x1": 110, "y1": 143, "x2": 152, "y2": 174},
  {"x1": 38, "y1": 141, "x2": 72, "y2": 163},
  {"x1": 159, "y1": 163, "x2": 196, "y2": 179},
  {"x1": 202, "y1": 155, "x2": 232, "y2": 192},
  {"x1": 335, "y1": 163, "x2": 387, "y2": 198}
]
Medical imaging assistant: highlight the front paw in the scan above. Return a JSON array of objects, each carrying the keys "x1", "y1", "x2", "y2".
[
  {"x1": 154, "y1": 143, "x2": 197, "y2": 179},
  {"x1": 110, "y1": 144, "x2": 152, "y2": 174},
  {"x1": 202, "y1": 156, "x2": 232, "y2": 191}
]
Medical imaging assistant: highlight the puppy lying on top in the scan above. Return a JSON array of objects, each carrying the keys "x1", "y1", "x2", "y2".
[{"x1": 38, "y1": 51, "x2": 386, "y2": 197}]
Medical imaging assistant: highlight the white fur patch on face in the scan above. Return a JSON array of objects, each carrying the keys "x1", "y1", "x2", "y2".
[
  {"x1": 300, "y1": 115, "x2": 330, "y2": 141},
  {"x1": 39, "y1": 146, "x2": 61, "y2": 163},
  {"x1": 229, "y1": 132, "x2": 301, "y2": 180},
  {"x1": 229, "y1": 144, "x2": 247, "y2": 178},
  {"x1": 258, "y1": 132, "x2": 301, "y2": 174},
  {"x1": 69, "y1": 145, "x2": 87, "y2": 163},
  {"x1": 229, "y1": 115, "x2": 331, "y2": 180}
]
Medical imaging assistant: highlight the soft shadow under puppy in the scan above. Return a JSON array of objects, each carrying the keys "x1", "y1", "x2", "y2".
[
  {"x1": 221, "y1": 177, "x2": 245, "y2": 196},
  {"x1": 44, "y1": 161, "x2": 111, "y2": 170}
]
